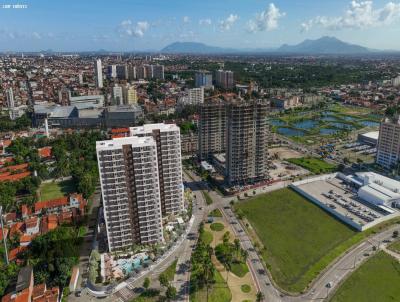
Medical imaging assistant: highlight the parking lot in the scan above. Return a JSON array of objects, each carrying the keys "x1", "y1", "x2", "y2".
[{"x1": 295, "y1": 176, "x2": 390, "y2": 229}]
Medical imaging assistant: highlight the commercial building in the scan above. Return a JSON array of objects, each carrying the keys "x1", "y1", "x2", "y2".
[
  {"x1": 33, "y1": 103, "x2": 143, "y2": 128},
  {"x1": 130, "y1": 123, "x2": 184, "y2": 216},
  {"x1": 123, "y1": 85, "x2": 138, "y2": 105},
  {"x1": 291, "y1": 173, "x2": 399, "y2": 231},
  {"x1": 355, "y1": 172, "x2": 400, "y2": 206},
  {"x1": 104, "y1": 105, "x2": 143, "y2": 127},
  {"x1": 198, "y1": 100, "x2": 227, "y2": 160},
  {"x1": 179, "y1": 87, "x2": 204, "y2": 106},
  {"x1": 376, "y1": 116, "x2": 400, "y2": 169},
  {"x1": 94, "y1": 59, "x2": 103, "y2": 88},
  {"x1": 96, "y1": 136, "x2": 164, "y2": 251},
  {"x1": 195, "y1": 71, "x2": 213, "y2": 89},
  {"x1": 116, "y1": 65, "x2": 128, "y2": 80},
  {"x1": 215, "y1": 70, "x2": 234, "y2": 89},
  {"x1": 6, "y1": 88, "x2": 14, "y2": 109},
  {"x1": 392, "y1": 75, "x2": 400, "y2": 87},
  {"x1": 358, "y1": 131, "x2": 379, "y2": 146},
  {"x1": 226, "y1": 100, "x2": 269, "y2": 184},
  {"x1": 112, "y1": 85, "x2": 124, "y2": 105},
  {"x1": 107, "y1": 65, "x2": 117, "y2": 79},
  {"x1": 69, "y1": 94, "x2": 104, "y2": 109}
]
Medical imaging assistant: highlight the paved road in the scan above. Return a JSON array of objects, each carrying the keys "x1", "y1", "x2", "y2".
[{"x1": 172, "y1": 174, "x2": 208, "y2": 302}]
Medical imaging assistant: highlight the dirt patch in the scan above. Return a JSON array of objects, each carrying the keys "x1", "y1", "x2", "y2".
[{"x1": 269, "y1": 147, "x2": 304, "y2": 160}]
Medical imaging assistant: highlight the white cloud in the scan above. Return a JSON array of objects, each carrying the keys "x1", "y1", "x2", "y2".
[
  {"x1": 219, "y1": 14, "x2": 239, "y2": 31},
  {"x1": 32, "y1": 32, "x2": 41, "y2": 39},
  {"x1": 199, "y1": 18, "x2": 212, "y2": 26},
  {"x1": 247, "y1": 3, "x2": 286, "y2": 33},
  {"x1": 118, "y1": 20, "x2": 150, "y2": 37},
  {"x1": 301, "y1": 0, "x2": 400, "y2": 32},
  {"x1": 183, "y1": 16, "x2": 190, "y2": 23}
]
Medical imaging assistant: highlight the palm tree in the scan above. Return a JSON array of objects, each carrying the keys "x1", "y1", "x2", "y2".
[{"x1": 234, "y1": 239, "x2": 241, "y2": 258}]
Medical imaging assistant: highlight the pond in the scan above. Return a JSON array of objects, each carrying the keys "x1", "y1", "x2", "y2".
[
  {"x1": 269, "y1": 119, "x2": 286, "y2": 126},
  {"x1": 320, "y1": 128, "x2": 339, "y2": 135},
  {"x1": 276, "y1": 127, "x2": 306, "y2": 136},
  {"x1": 342, "y1": 116, "x2": 358, "y2": 121},
  {"x1": 329, "y1": 122, "x2": 355, "y2": 130},
  {"x1": 321, "y1": 116, "x2": 340, "y2": 122},
  {"x1": 293, "y1": 120, "x2": 318, "y2": 129},
  {"x1": 359, "y1": 120, "x2": 380, "y2": 127}
]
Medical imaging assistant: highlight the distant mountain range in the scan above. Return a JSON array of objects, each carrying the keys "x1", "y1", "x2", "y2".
[{"x1": 161, "y1": 36, "x2": 390, "y2": 55}]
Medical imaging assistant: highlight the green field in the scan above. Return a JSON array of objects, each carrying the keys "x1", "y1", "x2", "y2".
[
  {"x1": 203, "y1": 191, "x2": 213, "y2": 205},
  {"x1": 210, "y1": 223, "x2": 224, "y2": 232},
  {"x1": 330, "y1": 252, "x2": 400, "y2": 302},
  {"x1": 200, "y1": 230, "x2": 213, "y2": 245},
  {"x1": 209, "y1": 209, "x2": 223, "y2": 217},
  {"x1": 287, "y1": 157, "x2": 337, "y2": 174},
  {"x1": 130, "y1": 289, "x2": 160, "y2": 302},
  {"x1": 38, "y1": 179, "x2": 76, "y2": 201},
  {"x1": 234, "y1": 188, "x2": 356, "y2": 292},
  {"x1": 163, "y1": 260, "x2": 178, "y2": 282},
  {"x1": 231, "y1": 262, "x2": 249, "y2": 278},
  {"x1": 190, "y1": 270, "x2": 231, "y2": 302},
  {"x1": 388, "y1": 240, "x2": 400, "y2": 254}
]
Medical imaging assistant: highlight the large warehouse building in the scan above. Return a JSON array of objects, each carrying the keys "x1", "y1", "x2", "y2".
[{"x1": 354, "y1": 172, "x2": 400, "y2": 206}]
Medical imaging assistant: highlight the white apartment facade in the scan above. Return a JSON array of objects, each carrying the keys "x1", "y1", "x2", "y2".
[
  {"x1": 94, "y1": 59, "x2": 103, "y2": 88},
  {"x1": 96, "y1": 136, "x2": 164, "y2": 252},
  {"x1": 130, "y1": 123, "x2": 184, "y2": 216},
  {"x1": 376, "y1": 116, "x2": 400, "y2": 170}
]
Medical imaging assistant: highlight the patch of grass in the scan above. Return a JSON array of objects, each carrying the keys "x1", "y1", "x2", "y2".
[
  {"x1": 163, "y1": 260, "x2": 177, "y2": 282},
  {"x1": 200, "y1": 230, "x2": 213, "y2": 245},
  {"x1": 287, "y1": 157, "x2": 337, "y2": 174},
  {"x1": 130, "y1": 289, "x2": 161, "y2": 302},
  {"x1": 330, "y1": 252, "x2": 400, "y2": 302},
  {"x1": 203, "y1": 191, "x2": 213, "y2": 205},
  {"x1": 38, "y1": 179, "x2": 76, "y2": 201},
  {"x1": 234, "y1": 188, "x2": 356, "y2": 293},
  {"x1": 209, "y1": 209, "x2": 223, "y2": 217},
  {"x1": 231, "y1": 262, "x2": 249, "y2": 278},
  {"x1": 387, "y1": 240, "x2": 400, "y2": 254},
  {"x1": 190, "y1": 270, "x2": 231, "y2": 302},
  {"x1": 210, "y1": 223, "x2": 224, "y2": 232},
  {"x1": 240, "y1": 284, "x2": 251, "y2": 293}
]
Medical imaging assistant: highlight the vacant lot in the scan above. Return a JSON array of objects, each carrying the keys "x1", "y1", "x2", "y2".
[
  {"x1": 287, "y1": 157, "x2": 337, "y2": 174},
  {"x1": 235, "y1": 188, "x2": 356, "y2": 292},
  {"x1": 38, "y1": 179, "x2": 76, "y2": 201},
  {"x1": 330, "y1": 252, "x2": 400, "y2": 302}
]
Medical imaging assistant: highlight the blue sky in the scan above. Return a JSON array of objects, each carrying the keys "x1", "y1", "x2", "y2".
[{"x1": 0, "y1": 0, "x2": 400, "y2": 51}]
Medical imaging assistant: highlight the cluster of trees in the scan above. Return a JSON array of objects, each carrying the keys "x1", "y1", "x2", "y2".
[
  {"x1": 0, "y1": 177, "x2": 40, "y2": 211},
  {"x1": 89, "y1": 250, "x2": 101, "y2": 283},
  {"x1": 179, "y1": 121, "x2": 197, "y2": 135},
  {"x1": 26, "y1": 226, "x2": 81, "y2": 287},
  {"x1": 1, "y1": 131, "x2": 106, "y2": 212},
  {"x1": 190, "y1": 223, "x2": 216, "y2": 297},
  {"x1": 0, "y1": 260, "x2": 19, "y2": 297},
  {"x1": 0, "y1": 114, "x2": 31, "y2": 132},
  {"x1": 214, "y1": 233, "x2": 248, "y2": 280}
]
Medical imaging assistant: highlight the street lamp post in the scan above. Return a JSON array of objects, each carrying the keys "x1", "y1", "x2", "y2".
[{"x1": 0, "y1": 206, "x2": 9, "y2": 265}]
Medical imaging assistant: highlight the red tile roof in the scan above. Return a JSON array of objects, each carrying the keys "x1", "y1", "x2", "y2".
[
  {"x1": 8, "y1": 246, "x2": 27, "y2": 262},
  {"x1": 34, "y1": 197, "x2": 68, "y2": 213},
  {"x1": 38, "y1": 147, "x2": 52, "y2": 159}
]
